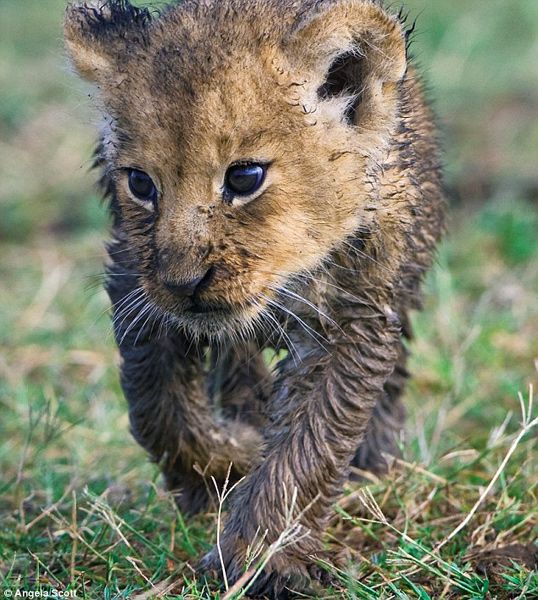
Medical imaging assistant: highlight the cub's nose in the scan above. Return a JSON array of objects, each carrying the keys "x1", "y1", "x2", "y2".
[{"x1": 162, "y1": 267, "x2": 215, "y2": 298}]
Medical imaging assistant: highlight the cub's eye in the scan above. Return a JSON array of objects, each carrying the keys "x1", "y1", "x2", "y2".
[
  {"x1": 224, "y1": 163, "x2": 266, "y2": 197},
  {"x1": 128, "y1": 169, "x2": 157, "y2": 204}
]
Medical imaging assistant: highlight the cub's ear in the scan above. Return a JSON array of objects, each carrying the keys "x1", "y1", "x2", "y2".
[
  {"x1": 64, "y1": 0, "x2": 153, "y2": 83},
  {"x1": 287, "y1": 0, "x2": 407, "y2": 129}
]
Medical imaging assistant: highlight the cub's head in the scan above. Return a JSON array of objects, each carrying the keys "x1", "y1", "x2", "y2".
[{"x1": 65, "y1": 0, "x2": 407, "y2": 338}]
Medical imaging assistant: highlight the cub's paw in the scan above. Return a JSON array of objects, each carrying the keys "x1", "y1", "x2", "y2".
[{"x1": 197, "y1": 535, "x2": 330, "y2": 599}]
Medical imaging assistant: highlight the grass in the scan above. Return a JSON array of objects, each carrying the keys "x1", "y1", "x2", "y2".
[{"x1": 0, "y1": 0, "x2": 537, "y2": 598}]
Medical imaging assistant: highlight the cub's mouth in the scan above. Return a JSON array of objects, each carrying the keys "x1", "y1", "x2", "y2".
[
  {"x1": 144, "y1": 262, "x2": 277, "y2": 338},
  {"x1": 157, "y1": 293, "x2": 265, "y2": 338},
  {"x1": 186, "y1": 301, "x2": 234, "y2": 315}
]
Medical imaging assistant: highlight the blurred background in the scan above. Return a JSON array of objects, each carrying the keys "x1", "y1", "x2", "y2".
[{"x1": 0, "y1": 0, "x2": 537, "y2": 596}]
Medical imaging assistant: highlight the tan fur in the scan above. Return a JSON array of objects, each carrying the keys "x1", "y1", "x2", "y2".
[
  {"x1": 65, "y1": 1, "x2": 445, "y2": 596},
  {"x1": 65, "y1": 0, "x2": 414, "y2": 336}
]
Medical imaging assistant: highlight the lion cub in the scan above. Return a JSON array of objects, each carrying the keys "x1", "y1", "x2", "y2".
[{"x1": 65, "y1": 0, "x2": 445, "y2": 596}]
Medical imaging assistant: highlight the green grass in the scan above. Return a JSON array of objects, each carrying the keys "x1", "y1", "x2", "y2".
[{"x1": 0, "y1": 0, "x2": 537, "y2": 598}]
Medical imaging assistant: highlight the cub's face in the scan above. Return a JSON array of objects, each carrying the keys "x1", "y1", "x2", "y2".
[{"x1": 65, "y1": 0, "x2": 407, "y2": 337}]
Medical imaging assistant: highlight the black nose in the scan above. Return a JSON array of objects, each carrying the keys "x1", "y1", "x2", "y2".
[{"x1": 163, "y1": 267, "x2": 215, "y2": 298}]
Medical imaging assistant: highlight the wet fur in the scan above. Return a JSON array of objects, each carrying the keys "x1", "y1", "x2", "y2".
[{"x1": 65, "y1": 1, "x2": 445, "y2": 597}]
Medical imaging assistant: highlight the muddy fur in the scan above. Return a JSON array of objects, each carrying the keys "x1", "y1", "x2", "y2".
[{"x1": 65, "y1": 0, "x2": 445, "y2": 596}]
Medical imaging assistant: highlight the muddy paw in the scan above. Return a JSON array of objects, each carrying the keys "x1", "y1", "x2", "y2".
[{"x1": 197, "y1": 538, "x2": 317, "y2": 599}]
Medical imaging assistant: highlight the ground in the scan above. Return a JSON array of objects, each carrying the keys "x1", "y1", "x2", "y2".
[{"x1": 0, "y1": 0, "x2": 537, "y2": 598}]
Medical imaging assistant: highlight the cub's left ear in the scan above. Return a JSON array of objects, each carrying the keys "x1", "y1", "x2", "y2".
[
  {"x1": 287, "y1": 0, "x2": 407, "y2": 130},
  {"x1": 64, "y1": 0, "x2": 153, "y2": 84}
]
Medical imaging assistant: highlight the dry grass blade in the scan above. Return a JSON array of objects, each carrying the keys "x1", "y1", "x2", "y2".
[
  {"x1": 210, "y1": 463, "x2": 246, "y2": 592},
  {"x1": 435, "y1": 385, "x2": 537, "y2": 552}
]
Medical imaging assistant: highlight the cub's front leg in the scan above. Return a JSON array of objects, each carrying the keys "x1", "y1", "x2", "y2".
[
  {"x1": 107, "y1": 266, "x2": 262, "y2": 515},
  {"x1": 200, "y1": 300, "x2": 402, "y2": 597}
]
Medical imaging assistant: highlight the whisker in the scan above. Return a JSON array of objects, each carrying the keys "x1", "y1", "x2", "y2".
[
  {"x1": 119, "y1": 300, "x2": 154, "y2": 346},
  {"x1": 339, "y1": 239, "x2": 393, "y2": 275},
  {"x1": 261, "y1": 294, "x2": 329, "y2": 353},
  {"x1": 112, "y1": 289, "x2": 146, "y2": 328},
  {"x1": 111, "y1": 290, "x2": 148, "y2": 339},
  {"x1": 255, "y1": 300, "x2": 300, "y2": 365},
  {"x1": 91, "y1": 286, "x2": 142, "y2": 332},
  {"x1": 267, "y1": 284, "x2": 342, "y2": 333},
  {"x1": 134, "y1": 302, "x2": 160, "y2": 346},
  {"x1": 293, "y1": 271, "x2": 368, "y2": 306}
]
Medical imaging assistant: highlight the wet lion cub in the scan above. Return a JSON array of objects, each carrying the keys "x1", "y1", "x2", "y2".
[{"x1": 65, "y1": 0, "x2": 445, "y2": 596}]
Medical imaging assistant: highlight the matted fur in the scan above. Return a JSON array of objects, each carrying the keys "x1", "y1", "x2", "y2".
[{"x1": 65, "y1": 0, "x2": 445, "y2": 596}]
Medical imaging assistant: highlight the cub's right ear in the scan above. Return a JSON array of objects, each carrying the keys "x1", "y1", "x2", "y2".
[{"x1": 64, "y1": 0, "x2": 153, "y2": 84}]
